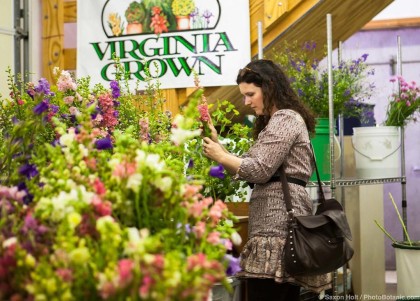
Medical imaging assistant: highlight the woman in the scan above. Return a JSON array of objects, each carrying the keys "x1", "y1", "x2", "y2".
[{"x1": 202, "y1": 59, "x2": 331, "y2": 300}]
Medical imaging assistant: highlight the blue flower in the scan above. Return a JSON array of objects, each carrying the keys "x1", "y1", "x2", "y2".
[
  {"x1": 33, "y1": 101, "x2": 49, "y2": 115},
  {"x1": 110, "y1": 80, "x2": 120, "y2": 99},
  {"x1": 187, "y1": 158, "x2": 194, "y2": 169},
  {"x1": 95, "y1": 137, "x2": 113, "y2": 150},
  {"x1": 19, "y1": 163, "x2": 39, "y2": 179},
  {"x1": 209, "y1": 164, "x2": 225, "y2": 179},
  {"x1": 224, "y1": 254, "x2": 241, "y2": 276},
  {"x1": 35, "y1": 78, "x2": 52, "y2": 96}
]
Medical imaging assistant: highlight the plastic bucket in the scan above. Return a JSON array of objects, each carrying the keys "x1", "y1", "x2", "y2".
[
  {"x1": 310, "y1": 118, "x2": 340, "y2": 181},
  {"x1": 352, "y1": 126, "x2": 400, "y2": 179},
  {"x1": 392, "y1": 242, "x2": 420, "y2": 300}
]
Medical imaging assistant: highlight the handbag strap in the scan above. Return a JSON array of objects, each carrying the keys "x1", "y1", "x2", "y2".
[{"x1": 280, "y1": 143, "x2": 326, "y2": 214}]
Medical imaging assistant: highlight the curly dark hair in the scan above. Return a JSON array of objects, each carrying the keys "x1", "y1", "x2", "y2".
[{"x1": 236, "y1": 59, "x2": 316, "y2": 140}]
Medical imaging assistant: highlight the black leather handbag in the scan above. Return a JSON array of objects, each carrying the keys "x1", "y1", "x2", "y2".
[{"x1": 281, "y1": 155, "x2": 354, "y2": 276}]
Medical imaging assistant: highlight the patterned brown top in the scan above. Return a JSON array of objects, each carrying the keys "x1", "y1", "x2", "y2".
[{"x1": 236, "y1": 109, "x2": 331, "y2": 292}]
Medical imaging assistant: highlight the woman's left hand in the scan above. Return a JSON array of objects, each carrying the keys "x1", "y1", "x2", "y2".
[{"x1": 202, "y1": 137, "x2": 225, "y2": 161}]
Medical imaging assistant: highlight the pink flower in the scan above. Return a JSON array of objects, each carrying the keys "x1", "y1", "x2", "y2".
[
  {"x1": 99, "y1": 281, "x2": 116, "y2": 299},
  {"x1": 57, "y1": 70, "x2": 77, "y2": 92},
  {"x1": 153, "y1": 254, "x2": 165, "y2": 270},
  {"x1": 193, "y1": 221, "x2": 206, "y2": 238},
  {"x1": 187, "y1": 253, "x2": 207, "y2": 270},
  {"x1": 63, "y1": 96, "x2": 74, "y2": 105},
  {"x1": 118, "y1": 259, "x2": 134, "y2": 287},
  {"x1": 56, "y1": 268, "x2": 73, "y2": 282},
  {"x1": 209, "y1": 200, "x2": 227, "y2": 223},
  {"x1": 182, "y1": 184, "x2": 202, "y2": 199},
  {"x1": 198, "y1": 104, "x2": 210, "y2": 122},
  {"x1": 207, "y1": 231, "x2": 221, "y2": 244},
  {"x1": 139, "y1": 275, "x2": 153, "y2": 298},
  {"x1": 93, "y1": 178, "x2": 106, "y2": 195}
]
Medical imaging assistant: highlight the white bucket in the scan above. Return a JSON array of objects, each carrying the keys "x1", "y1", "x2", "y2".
[
  {"x1": 352, "y1": 126, "x2": 401, "y2": 179},
  {"x1": 393, "y1": 242, "x2": 420, "y2": 298}
]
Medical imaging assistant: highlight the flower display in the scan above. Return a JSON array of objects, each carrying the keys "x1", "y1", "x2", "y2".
[
  {"x1": 384, "y1": 76, "x2": 420, "y2": 127},
  {"x1": 274, "y1": 41, "x2": 376, "y2": 118},
  {"x1": 0, "y1": 65, "x2": 247, "y2": 300}
]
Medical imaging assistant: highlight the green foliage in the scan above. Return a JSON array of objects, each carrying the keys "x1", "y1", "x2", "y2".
[{"x1": 125, "y1": 1, "x2": 147, "y2": 23}]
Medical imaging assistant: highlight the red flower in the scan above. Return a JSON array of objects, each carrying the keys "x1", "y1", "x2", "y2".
[{"x1": 150, "y1": 14, "x2": 168, "y2": 35}]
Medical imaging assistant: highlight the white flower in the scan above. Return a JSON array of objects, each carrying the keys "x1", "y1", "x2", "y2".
[
  {"x1": 145, "y1": 154, "x2": 165, "y2": 171},
  {"x1": 170, "y1": 128, "x2": 201, "y2": 146},
  {"x1": 126, "y1": 173, "x2": 143, "y2": 192},
  {"x1": 127, "y1": 227, "x2": 141, "y2": 244},
  {"x1": 153, "y1": 176, "x2": 173, "y2": 192},
  {"x1": 231, "y1": 231, "x2": 242, "y2": 246},
  {"x1": 135, "y1": 149, "x2": 146, "y2": 164},
  {"x1": 59, "y1": 131, "x2": 76, "y2": 148},
  {"x1": 108, "y1": 157, "x2": 121, "y2": 170},
  {"x1": 78, "y1": 144, "x2": 88, "y2": 157},
  {"x1": 3, "y1": 237, "x2": 18, "y2": 248}
]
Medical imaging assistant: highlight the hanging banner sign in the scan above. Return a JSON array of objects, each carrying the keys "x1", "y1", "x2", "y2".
[{"x1": 77, "y1": 0, "x2": 251, "y2": 90}]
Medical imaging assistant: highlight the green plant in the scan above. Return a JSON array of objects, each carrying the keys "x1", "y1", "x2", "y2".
[
  {"x1": 171, "y1": 0, "x2": 195, "y2": 16},
  {"x1": 125, "y1": 1, "x2": 146, "y2": 24},
  {"x1": 384, "y1": 76, "x2": 420, "y2": 127},
  {"x1": 274, "y1": 41, "x2": 376, "y2": 119},
  {"x1": 375, "y1": 193, "x2": 414, "y2": 246}
]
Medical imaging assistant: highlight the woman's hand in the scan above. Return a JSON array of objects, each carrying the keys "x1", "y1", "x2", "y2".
[
  {"x1": 202, "y1": 137, "x2": 243, "y2": 175},
  {"x1": 202, "y1": 137, "x2": 225, "y2": 161}
]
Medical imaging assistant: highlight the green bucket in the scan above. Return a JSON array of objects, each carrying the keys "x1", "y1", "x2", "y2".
[{"x1": 310, "y1": 118, "x2": 332, "y2": 182}]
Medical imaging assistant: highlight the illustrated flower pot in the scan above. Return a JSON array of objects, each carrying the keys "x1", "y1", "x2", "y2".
[
  {"x1": 176, "y1": 15, "x2": 190, "y2": 30},
  {"x1": 126, "y1": 22, "x2": 143, "y2": 34},
  {"x1": 392, "y1": 242, "x2": 420, "y2": 300}
]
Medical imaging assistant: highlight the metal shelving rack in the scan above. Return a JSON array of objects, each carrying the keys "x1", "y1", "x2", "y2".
[{"x1": 323, "y1": 15, "x2": 407, "y2": 299}]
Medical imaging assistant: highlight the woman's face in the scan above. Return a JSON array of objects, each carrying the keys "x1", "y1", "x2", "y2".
[{"x1": 239, "y1": 82, "x2": 264, "y2": 115}]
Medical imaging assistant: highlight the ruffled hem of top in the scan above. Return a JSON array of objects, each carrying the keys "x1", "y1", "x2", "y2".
[{"x1": 237, "y1": 236, "x2": 332, "y2": 294}]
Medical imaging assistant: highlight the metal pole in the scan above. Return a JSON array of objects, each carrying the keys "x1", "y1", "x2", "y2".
[
  {"x1": 396, "y1": 36, "x2": 408, "y2": 240},
  {"x1": 326, "y1": 13, "x2": 338, "y2": 297},
  {"x1": 257, "y1": 21, "x2": 263, "y2": 59},
  {"x1": 327, "y1": 14, "x2": 335, "y2": 197}
]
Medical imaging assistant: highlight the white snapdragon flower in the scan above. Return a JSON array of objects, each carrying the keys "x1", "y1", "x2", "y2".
[
  {"x1": 59, "y1": 130, "x2": 76, "y2": 147},
  {"x1": 3, "y1": 237, "x2": 18, "y2": 248},
  {"x1": 126, "y1": 173, "x2": 143, "y2": 192},
  {"x1": 170, "y1": 128, "x2": 201, "y2": 146},
  {"x1": 135, "y1": 149, "x2": 146, "y2": 164},
  {"x1": 153, "y1": 176, "x2": 173, "y2": 192},
  {"x1": 145, "y1": 154, "x2": 165, "y2": 171}
]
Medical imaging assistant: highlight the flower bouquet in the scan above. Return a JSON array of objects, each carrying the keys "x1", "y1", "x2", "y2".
[
  {"x1": 384, "y1": 76, "x2": 420, "y2": 127},
  {"x1": 0, "y1": 65, "x2": 245, "y2": 300},
  {"x1": 274, "y1": 41, "x2": 376, "y2": 119}
]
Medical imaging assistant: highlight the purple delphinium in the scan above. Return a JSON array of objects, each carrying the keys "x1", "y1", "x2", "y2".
[
  {"x1": 35, "y1": 78, "x2": 53, "y2": 96},
  {"x1": 209, "y1": 164, "x2": 225, "y2": 179},
  {"x1": 18, "y1": 163, "x2": 39, "y2": 179},
  {"x1": 33, "y1": 100, "x2": 49, "y2": 115},
  {"x1": 110, "y1": 80, "x2": 120, "y2": 99},
  {"x1": 95, "y1": 136, "x2": 113, "y2": 150},
  {"x1": 224, "y1": 254, "x2": 241, "y2": 276},
  {"x1": 187, "y1": 158, "x2": 194, "y2": 169}
]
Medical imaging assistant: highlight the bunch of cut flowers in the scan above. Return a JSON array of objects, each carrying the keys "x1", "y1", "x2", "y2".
[
  {"x1": 274, "y1": 41, "x2": 376, "y2": 119},
  {"x1": 0, "y1": 64, "x2": 244, "y2": 300},
  {"x1": 383, "y1": 76, "x2": 420, "y2": 127}
]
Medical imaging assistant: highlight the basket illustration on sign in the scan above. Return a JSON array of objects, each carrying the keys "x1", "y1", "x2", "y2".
[{"x1": 352, "y1": 126, "x2": 401, "y2": 179}]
